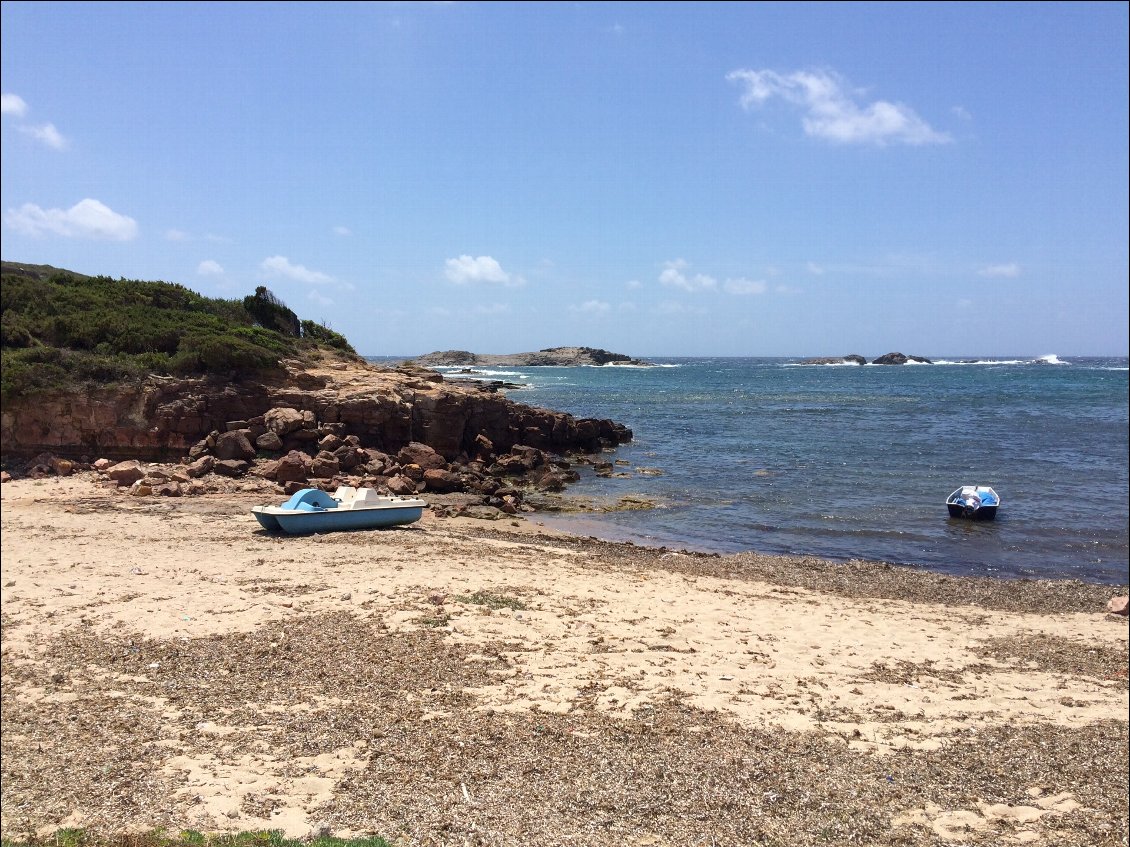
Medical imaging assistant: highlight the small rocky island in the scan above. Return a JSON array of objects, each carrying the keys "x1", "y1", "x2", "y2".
[
  {"x1": 415, "y1": 347, "x2": 652, "y2": 367},
  {"x1": 799, "y1": 352, "x2": 934, "y2": 365}
]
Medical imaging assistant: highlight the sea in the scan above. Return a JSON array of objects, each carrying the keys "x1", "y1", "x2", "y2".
[{"x1": 372, "y1": 355, "x2": 1129, "y2": 586}]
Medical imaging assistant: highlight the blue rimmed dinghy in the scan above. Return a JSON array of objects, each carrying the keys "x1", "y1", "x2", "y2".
[
  {"x1": 946, "y1": 486, "x2": 1001, "y2": 521},
  {"x1": 252, "y1": 486, "x2": 427, "y2": 534}
]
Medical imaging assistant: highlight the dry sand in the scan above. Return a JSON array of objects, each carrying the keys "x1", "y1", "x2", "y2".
[{"x1": 1, "y1": 474, "x2": 1127, "y2": 846}]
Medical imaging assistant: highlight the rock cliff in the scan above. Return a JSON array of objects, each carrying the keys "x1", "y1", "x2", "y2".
[{"x1": 0, "y1": 356, "x2": 632, "y2": 463}]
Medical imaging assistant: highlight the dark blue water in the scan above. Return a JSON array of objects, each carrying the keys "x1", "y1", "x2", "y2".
[{"x1": 382, "y1": 356, "x2": 1129, "y2": 585}]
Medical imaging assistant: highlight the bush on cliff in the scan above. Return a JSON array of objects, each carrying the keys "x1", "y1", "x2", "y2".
[{"x1": 0, "y1": 265, "x2": 357, "y2": 401}]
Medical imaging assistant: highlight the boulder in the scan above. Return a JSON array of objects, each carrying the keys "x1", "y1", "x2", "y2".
[
  {"x1": 309, "y1": 454, "x2": 340, "y2": 479},
  {"x1": 49, "y1": 456, "x2": 75, "y2": 476},
  {"x1": 255, "y1": 431, "x2": 284, "y2": 451},
  {"x1": 386, "y1": 475, "x2": 417, "y2": 495},
  {"x1": 107, "y1": 460, "x2": 147, "y2": 486},
  {"x1": 397, "y1": 442, "x2": 447, "y2": 470},
  {"x1": 1107, "y1": 596, "x2": 1129, "y2": 616},
  {"x1": 318, "y1": 433, "x2": 344, "y2": 452},
  {"x1": 214, "y1": 430, "x2": 256, "y2": 461},
  {"x1": 274, "y1": 451, "x2": 309, "y2": 483},
  {"x1": 422, "y1": 468, "x2": 462, "y2": 493},
  {"x1": 264, "y1": 407, "x2": 305, "y2": 436},
  {"x1": 184, "y1": 455, "x2": 214, "y2": 478}
]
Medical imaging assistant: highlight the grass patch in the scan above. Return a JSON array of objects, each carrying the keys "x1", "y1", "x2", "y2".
[
  {"x1": 454, "y1": 590, "x2": 528, "y2": 611},
  {"x1": 0, "y1": 831, "x2": 390, "y2": 847}
]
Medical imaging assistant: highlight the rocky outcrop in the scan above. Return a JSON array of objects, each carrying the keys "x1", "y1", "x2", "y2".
[
  {"x1": 0, "y1": 359, "x2": 632, "y2": 464},
  {"x1": 799, "y1": 354, "x2": 867, "y2": 365},
  {"x1": 415, "y1": 347, "x2": 652, "y2": 367},
  {"x1": 871, "y1": 352, "x2": 934, "y2": 365}
]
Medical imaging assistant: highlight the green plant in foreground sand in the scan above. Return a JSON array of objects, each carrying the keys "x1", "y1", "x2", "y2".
[
  {"x1": 454, "y1": 590, "x2": 528, "y2": 611},
  {"x1": 1, "y1": 831, "x2": 391, "y2": 847}
]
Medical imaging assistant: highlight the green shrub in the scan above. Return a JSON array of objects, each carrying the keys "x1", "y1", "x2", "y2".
[
  {"x1": 301, "y1": 319, "x2": 356, "y2": 354},
  {"x1": 1, "y1": 267, "x2": 358, "y2": 398}
]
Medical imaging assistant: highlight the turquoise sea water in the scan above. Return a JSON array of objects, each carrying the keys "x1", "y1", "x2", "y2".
[{"x1": 378, "y1": 356, "x2": 1129, "y2": 585}]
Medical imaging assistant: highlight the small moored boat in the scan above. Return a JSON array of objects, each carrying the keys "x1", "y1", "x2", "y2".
[
  {"x1": 252, "y1": 486, "x2": 427, "y2": 534},
  {"x1": 946, "y1": 485, "x2": 1000, "y2": 521}
]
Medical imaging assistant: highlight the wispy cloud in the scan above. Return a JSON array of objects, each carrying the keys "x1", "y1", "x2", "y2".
[
  {"x1": 333, "y1": 225, "x2": 352, "y2": 236},
  {"x1": 197, "y1": 260, "x2": 224, "y2": 276},
  {"x1": 569, "y1": 299, "x2": 612, "y2": 316},
  {"x1": 654, "y1": 300, "x2": 708, "y2": 316},
  {"x1": 3, "y1": 198, "x2": 137, "y2": 240},
  {"x1": 444, "y1": 254, "x2": 524, "y2": 287},
  {"x1": 1, "y1": 93, "x2": 28, "y2": 117},
  {"x1": 308, "y1": 290, "x2": 335, "y2": 307},
  {"x1": 658, "y1": 260, "x2": 767, "y2": 295},
  {"x1": 977, "y1": 262, "x2": 1020, "y2": 278},
  {"x1": 19, "y1": 122, "x2": 67, "y2": 150},
  {"x1": 722, "y1": 277, "x2": 767, "y2": 295},
  {"x1": 260, "y1": 255, "x2": 333, "y2": 284},
  {"x1": 2, "y1": 93, "x2": 68, "y2": 149},
  {"x1": 472, "y1": 303, "x2": 511, "y2": 316},
  {"x1": 727, "y1": 68, "x2": 950, "y2": 146},
  {"x1": 658, "y1": 259, "x2": 717, "y2": 292}
]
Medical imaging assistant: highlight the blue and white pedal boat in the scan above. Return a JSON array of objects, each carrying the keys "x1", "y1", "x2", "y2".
[
  {"x1": 252, "y1": 486, "x2": 427, "y2": 534},
  {"x1": 946, "y1": 485, "x2": 1001, "y2": 521}
]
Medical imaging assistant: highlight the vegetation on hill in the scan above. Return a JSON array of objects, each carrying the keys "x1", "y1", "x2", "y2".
[{"x1": 1, "y1": 263, "x2": 356, "y2": 400}]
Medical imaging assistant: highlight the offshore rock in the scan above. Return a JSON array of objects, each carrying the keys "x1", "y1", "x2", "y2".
[
  {"x1": 871, "y1": 352, "x2": 934, "y2": 365},
  {"x1": 799, "y1": 354, "x2": 867, "y2": 365},
  {"x1": 415, "y1": 346, "x2": 652, "y2": 367}
]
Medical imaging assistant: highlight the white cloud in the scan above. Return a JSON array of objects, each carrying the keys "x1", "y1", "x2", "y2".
[
  {"x1": 658, "y1": 259, "x2": 717, "y2": 292},
  {"x1": 19, "y1": 122, "x2": 67, "y2": 150},
  {"x1": 625, "y1": 279, "x2": 643, "y2": 290},
  {"x1": 806, "y1": 262, "x2": 826, "y2": 275},
  {"x1": 723, "y1": 277, "x2": 767, "y2": 295},
  {"x1": 260, "y1": 255, "x2": 333, "y2": 284},
  {"x1": 2, "y1": 95, "x2": 67, "y2": 149},
  {"x1": 570, "y1": 299, "x2": 611, "y2": 316},
  {"x1": 165, "y1": 229, "x2": 190, "y2": 242},
  {"x1": 3, "y1": 198, "x2": 138, "y2": 240},
  {"x1": 197, "y1": 260, "x2": 224, "y2": 276},
  {"x1": 307, "y1": 290, "x2": 335, "y2": 307},
  {"x1": 333, "y1": 225, "x2": 352, "y2": 236},
  {"x1": 1, "y1": 93, "x2": 28, "y2": 117},
  {"x1": 978, "y1": 262, "x2": 1020, "y2": 278},
  {"x1": 727, "y1": 68, "x2": 950, "y2": 146},
  {"x1": 444, "y1": 254, "x2": 524, "y2": 286}
]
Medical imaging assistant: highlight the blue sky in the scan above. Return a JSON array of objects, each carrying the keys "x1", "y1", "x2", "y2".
[{"x1": 2, "y1": 1, "x2": 1127, "y2": 357}]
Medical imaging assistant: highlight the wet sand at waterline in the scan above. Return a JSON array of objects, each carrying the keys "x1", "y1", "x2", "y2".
[{"x1": 2, "y1": 475, "x2": 1127, "y2": 846}]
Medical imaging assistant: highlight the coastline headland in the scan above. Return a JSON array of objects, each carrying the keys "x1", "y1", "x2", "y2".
[{"x1": 0, "y1": 354, "x2": 632, "y2": 512}]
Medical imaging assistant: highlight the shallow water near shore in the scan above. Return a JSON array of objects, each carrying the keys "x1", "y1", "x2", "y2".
[{"x1": 376, "y1": 356, "x2": 1129, "y2": 584}]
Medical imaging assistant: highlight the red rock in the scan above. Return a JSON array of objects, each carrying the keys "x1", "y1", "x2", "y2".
[
  {"x1": 1107, "y1": 596, "x2": 1129, "y2": 616},
  {"x1": 274, "y1": 451, "x2": 309, "y2": 483},
  {"x1": 107, "y1": 460, "x2": 147, "y2": 486},
  {"x1": 387, "y1": 475, "x2": 417, "y2": 495},
  {"x1": 422, "y1": 468, "x2": 462, "y2": 493}
]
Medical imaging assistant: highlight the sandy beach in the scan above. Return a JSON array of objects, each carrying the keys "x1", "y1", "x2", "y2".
[{"x1": 1, "y1": 473, "x2": 1127, "y2": 846}]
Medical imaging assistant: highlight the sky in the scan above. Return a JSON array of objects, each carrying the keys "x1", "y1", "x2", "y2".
[{"x1": 2, "y1": 1, "x2": 1127, "y2": 358}]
